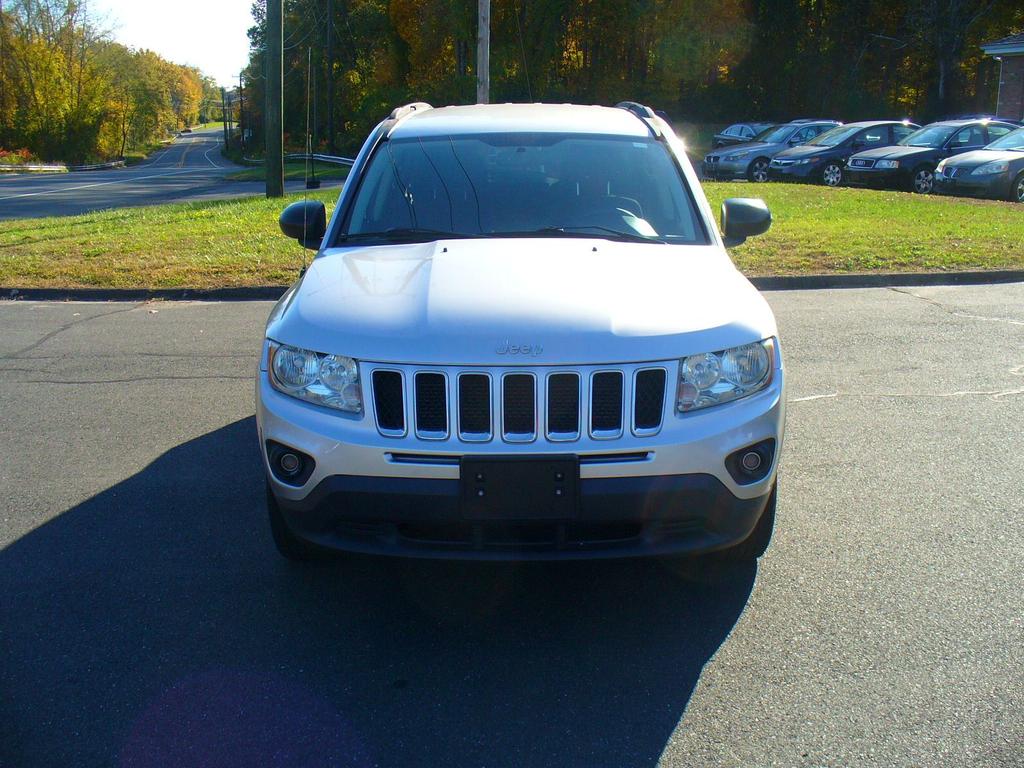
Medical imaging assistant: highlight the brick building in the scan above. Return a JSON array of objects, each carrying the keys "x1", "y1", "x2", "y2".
[{"x1": 983, "y1": 33, "x2": 1024, "y2": 121}]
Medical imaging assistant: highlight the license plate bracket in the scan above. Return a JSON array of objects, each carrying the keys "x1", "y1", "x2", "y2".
[{"x1": 460, "y1": 456, "x2": 579, "y2": 520}]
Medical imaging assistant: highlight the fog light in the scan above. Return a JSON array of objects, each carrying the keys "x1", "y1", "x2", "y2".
[
  {"x1": 740, "y1": 451, "x2": 762, "y2": 472},
  {"x1": 725, "y1": 439, "x2": 776, "y2": 485},
  {"x1": 266, "y1": 440, "x2": 315, "y2": 486},
  {"x1": 279, "y1": 452, "x2": 301, "y2": 475}
]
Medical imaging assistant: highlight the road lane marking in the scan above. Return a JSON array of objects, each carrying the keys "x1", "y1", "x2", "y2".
[
  {"x1": 0, "y1": 168, "x2": 205, "y2": 202},
  {"x1": 204, "y1": 139, "x2": 223, "y2": 168}
]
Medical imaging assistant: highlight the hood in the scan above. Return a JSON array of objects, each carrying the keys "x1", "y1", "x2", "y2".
[
  {"x1": 943, "y1": 148, "x2": 1023, "y2": 168},
  {"x1": 266, "y1": 239, "x2": 777, "y2": 366},
  {"x1": 709, "y1": 141, "x2": 774, "y2": 156},
  {"x1": 774, "y1": 143, "x2": 835, "y2": 159},
  {"x1": 851, "y1": 145, "x2": 933, "y2": 161}
]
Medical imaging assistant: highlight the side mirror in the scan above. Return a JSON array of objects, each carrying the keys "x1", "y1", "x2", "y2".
[
  {"x1": 279, "y1": 200, "x2": 327, "y2": 250},
  {"x1": 721, "y1": 198, "x2": 772, "y2": 247}
]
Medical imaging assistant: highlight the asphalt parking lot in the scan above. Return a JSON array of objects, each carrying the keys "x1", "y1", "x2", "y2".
[{"x1": 1, "y1": 284, "x2": 1022, "y2": 767}]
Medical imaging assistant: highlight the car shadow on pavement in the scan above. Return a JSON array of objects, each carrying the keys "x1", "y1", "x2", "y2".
[{"x1": 1, "y1": 417, "x2": 756, "y2": 768}]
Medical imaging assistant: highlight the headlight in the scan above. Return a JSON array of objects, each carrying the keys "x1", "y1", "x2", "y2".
[
  {"x1": 875, "y1": 159, "x2": 899, "y2": 169},
  {"x1": 269, "y1": 342, "x2": 363, "y2": 413},
  {"x1": 972, "y1": 160, "x2": 1008, "y2": 176},
  {"x1": 795, "y1": 158, "x2": 812, "y2": 165},
  {"x1": 935, "y1": 159, "x2": 948, "y2": 172},
  {"x1": 677, "y1": 339, "x2": 774, "y2": 413},
  {"x1": 723, "y1": 152, "x2": 747, "y2": 161}
]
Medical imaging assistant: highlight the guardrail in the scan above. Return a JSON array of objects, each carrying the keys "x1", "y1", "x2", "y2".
[
  {"x1": 0, "y1": 159, "x2": 126, "y2": 173},
  {"x1": 240, "y1": 153, "x2": 356, "y2": 167}
]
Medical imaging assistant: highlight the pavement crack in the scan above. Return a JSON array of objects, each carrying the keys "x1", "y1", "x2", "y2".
[
  {"x1": 2, "y1": 303, "x2": 147, "y2": 360},
  {"x1": 889, "y1": 287, "x2": 1024, "y2": 326},
  {"x1": 790, "y1": 387, "x2": 1024, "y2": 403},
  {"x1": 17, "y1": 374, "x2": 252, "y2": 385}
]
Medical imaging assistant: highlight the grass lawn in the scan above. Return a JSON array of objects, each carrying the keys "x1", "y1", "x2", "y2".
[
  {"x1": 0, "y1": 183, "x2": 1021, "y2": 289},
  {"x1": 225, "y1": 160, "x2": 351, "y2": 183},
  {"x1": 704, "y1": 182, "x2": 1024, "y2": 274}
]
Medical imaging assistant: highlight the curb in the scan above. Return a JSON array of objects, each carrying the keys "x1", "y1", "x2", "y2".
[{"x1": 3, "y1": 271, "x2": 1023, "y2": 302}]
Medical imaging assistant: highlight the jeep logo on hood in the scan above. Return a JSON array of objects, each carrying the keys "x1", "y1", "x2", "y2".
[{"x1": 496, "y1": 340, "x2": 543, "y2": 356}]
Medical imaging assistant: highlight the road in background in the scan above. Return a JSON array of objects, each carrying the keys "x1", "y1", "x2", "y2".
[
  {"x1": 0, "y1": 128, "x2": 342, "y2": 220},
  {"x1": 1, "y1": 285, "x2": 1022, "y2": 766}
]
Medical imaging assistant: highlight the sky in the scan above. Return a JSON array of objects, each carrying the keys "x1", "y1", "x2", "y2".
[{"x1": 91, "y1": 0, "x2": 254, "y2": 86}]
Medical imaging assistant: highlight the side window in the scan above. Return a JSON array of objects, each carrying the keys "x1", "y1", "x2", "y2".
[
  {"x1": 792, "y1": 127, "x2": 815, "y2": 143},
  {"x1": 740, "y1": 126, "x2": 754, "y2": 138},
  {"x1": 858, "y1": 128, "x2": 887, "y2": 147},
  {"x1": 952, "y1": 126, "x2": 985, "y2": 147},
  {"x1": 986, "y1": 125, "x2": 1013, "y2": 142},
  {"x1": 810, "y1": 125, "x2": 831, "y2": 137},
  {"x1": 892, "y1": 124, "x2": 915, "y2": 142},
  {"x1": 723, "y1": 125, "x2": 741, "y2": 137}
]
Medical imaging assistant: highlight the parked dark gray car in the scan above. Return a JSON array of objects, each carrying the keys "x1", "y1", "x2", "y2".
[
  {"x1": 703, "y1": 120, "x2": 840, "y2": 182},
  {"x1": 933, "y1": 126, "x2": 1024, "y2": 202}
]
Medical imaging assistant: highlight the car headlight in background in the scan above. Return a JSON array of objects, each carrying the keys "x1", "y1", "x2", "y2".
[
  {"x1": 677, "y1": 339, "x2": 775, "y2": 413},
  {"x1": 875, "y1": 159, "x2": 899, "y2": 169},
  {"x1": 795, "y1": 158, "x2": 813, "y2": 165},
  {"x1": 723, "y1": 152, "x2": 749, "y2": 161},
  {"x1": 972, "y1": 160, "x2": 1008, "y2": 176},
  {"x1": 935, "y1": 159, "x2": 948, "y2": 173},
  {"x1": 269, "y1": 342, "x2": 363, "y2": 413}
]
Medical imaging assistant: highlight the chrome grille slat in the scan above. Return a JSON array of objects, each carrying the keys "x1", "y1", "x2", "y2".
[
  {"x1": 502, "y1": 373, "x2": 536, "y2": 442},
  {"x1": 368, "y1": 363, "x2": 668, "y2": 444},
  {"x1": 414, "y1": 372, "x2": 448, "y2": 439}
]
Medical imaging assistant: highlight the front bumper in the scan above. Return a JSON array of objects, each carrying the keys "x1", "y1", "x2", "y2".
[
  {"x1": 933, "y1": 173, "x2": 1009, "y2": 200},
  {"x1": 256, "y1": 355, "x2": 785, "y2": 560},
  {"x1": 767, "y1": 162, "x2": 817, "y2": 181},
  {"x1": 845, "y1": 167, "x2": 908, "y2": 189},
  {"x1": 702, "y1": 158, "x2": 750, "y2": 180},
  {"x1": 274, "y1": 472, "x2": 774, "y2": 560}
]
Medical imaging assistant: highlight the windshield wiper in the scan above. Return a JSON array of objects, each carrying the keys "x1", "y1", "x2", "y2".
[
  {"x1": 493, "y1": 226, "x2": 666, "y2": 243},
  {"x1": 339, "y1": 227, "x2": 478, "y2": 243}
]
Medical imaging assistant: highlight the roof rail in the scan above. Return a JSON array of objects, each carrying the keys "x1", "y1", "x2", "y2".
[
  {"x1": 388, "y1": 102, "x2": 433, "y2": 121},
  {"x1": 614, "y1": 101, "x2": 657, "y2": 119}
]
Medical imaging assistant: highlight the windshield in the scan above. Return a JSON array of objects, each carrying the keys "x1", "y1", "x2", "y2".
[
  {"x1": 899, "y1": 125, "x2": 956, "y2": 148},
  {"x1": 752, "y1": 124, "x2": 789, "y2": 143},
  {"x1": 807, "y1": 125, "x2": 861, "y2": 147},
  {"x1": 341, "y1": 133, "x2": 707, "y2": 244},
  {"x1": 985, "y1": 126, "x2": 1024, "y2": 151}
]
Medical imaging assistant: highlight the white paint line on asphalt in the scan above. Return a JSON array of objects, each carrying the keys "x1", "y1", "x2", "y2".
[
  {"x1": 0, "y1": 168, "x2": 202, "y2": 202},
  {"x1": 204, "y1": 139, "x2": 222, "y2": 168}
]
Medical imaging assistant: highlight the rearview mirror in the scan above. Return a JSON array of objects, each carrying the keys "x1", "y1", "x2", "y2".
[
  {"x1": 721, "y1": 198, "x2": 772, "y2": 247},
  {"x1": 279, "y1": 200, "x2": 327, "y2": 250}
]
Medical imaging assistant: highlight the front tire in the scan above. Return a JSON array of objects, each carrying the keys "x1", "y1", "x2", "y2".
[
  {"x1": 267, "y1": 482, "x2": 326, "y2": 561},
  {"x1": 1012, "y1": 171, "x2": 1024, "y2": 203},
  {"x1": 822, "y1": 163, "x2": 843, "y2": 187},
  {"x1": 723, "y1": 482, "x2": 777, "y2": 560},
  {"x1": 748, "y1": 158, "x2": 771, "y2": 183},
  {"x1": 911, "y1": 165, "x2": 934, "y2": 194}
]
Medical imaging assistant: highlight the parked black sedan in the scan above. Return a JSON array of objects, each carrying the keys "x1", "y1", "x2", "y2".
[
  {"x1": 712, "y1": 122, "x2": 775, "y2": 148},
  {"x1": 845, "y1": 120, "x2": 1018, "y2": 193},
  {"x1": 933, "y1": 126, "x2": 1024, "y2": 203},
  {"x1": 768, "y1": 121, "x2": 920, "y2": 186}
]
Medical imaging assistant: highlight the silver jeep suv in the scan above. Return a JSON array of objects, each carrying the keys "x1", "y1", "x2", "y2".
[{"x1": 257, "y1": 101, "x2": 784, "y2": 562}]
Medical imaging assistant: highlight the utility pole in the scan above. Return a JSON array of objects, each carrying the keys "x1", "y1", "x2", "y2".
[
  {"x1": 221, "y1": 87, "x2": 229, "y2": 146},
  {"x1": 476, "y1": 0, "x2": 489, "y2": 104},
  {"x1": 237, "y1": 73, "x2": 245, "y2": 154},
  {"x1": 265, "y1": 0, "x2": 284, "y2": 197},
  {"x1": 325, "y1": 0, "x2": 335, "y2": 153}
]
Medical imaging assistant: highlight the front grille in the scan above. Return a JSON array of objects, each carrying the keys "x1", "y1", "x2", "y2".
[
  {"x1": 771, "y1": 158, "x2": 794, "y2": 167},
  {"x1": 546, "y1": 373, "x2": 580, "y2": 440},
  {"x1": 414, "y1": 373, "x2": 447, "y2": 438},
  {"x1": 707, "y1": 155, "x2": 720, "y2": 163},
  {"x1": 458, "y1": 373, "x2": 491, "y2": 440},
  {"x1": 502, "y1": 374, "x2": 536, "y2": 440},
  {"x1": 369, "y1": 363, "x2": 669, "y2": 443},
  {"x1": 591, "y1": 371, "x2": 624, "y2": 437},
  {"x1": 943, "y1": 166, "x2": 961, "y2": 178},
  {"x1": 372, "y1": 371, "x2": 405, "y2": 435},
  {"x1": 850, "y1": 158, "x2": 874, "y2": 168},
  {"x1": 633, "y1": 369, "x2": 666, "y2": 433}
]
